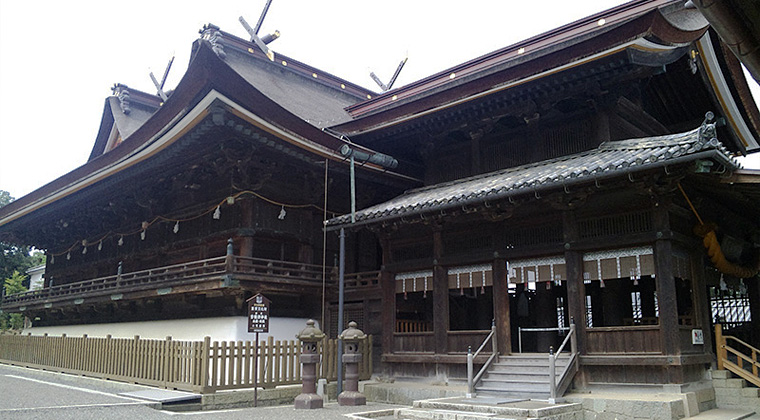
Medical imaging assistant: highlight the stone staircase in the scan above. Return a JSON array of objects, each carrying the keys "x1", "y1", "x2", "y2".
[
  {"x1": 712, "y1": 369, "x2": 760, "y2": 414},
  {"x1": 474, "y1": 353, "x2": 571, "y2": 399},
  {"x1": 395, "y1": 396, "x2": 582, "y2": 420}
]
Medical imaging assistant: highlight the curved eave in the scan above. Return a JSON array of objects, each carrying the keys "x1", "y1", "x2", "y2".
[
  {"x1": 697, "y1": 31, "x2": 760, "y2": 153},
  {"x1": 335, "y1": 1, "x2": 706, "y2": 135},
  {"x1": 326, "y1": 128, "x2": 738, "y2": 231},
  {"x1": 0, "y1": 41, "x2": 416, "y2": 230}
]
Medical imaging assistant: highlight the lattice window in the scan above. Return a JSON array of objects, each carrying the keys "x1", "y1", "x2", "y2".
[
  {"x1": 711, "y1": 287, "x2": 752, "y2": 325},
  {"x1": 392, "y1": 243, "x2": 433, "y2": 262},
  {"x1": 505, "y1": 224, "x2": 563, "y2": 248},
  {"x1": 444, "y1": 234, "x2": 493, "y2": 255},
  {"x1": 578, "y1": 211, "x2": 653, "y2": 240},
  {"x1": 631, "y1": 291, "x2": 643, "y2": 321},
  {"x1": 328, "y1": 306, "x2": 365, "y2": 338}
]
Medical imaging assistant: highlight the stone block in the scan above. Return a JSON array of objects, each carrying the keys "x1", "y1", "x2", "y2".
[
  {"x1": 726, "y1": 378, "x2": 747, "y2": 388},
  {"x1": 710, "y1": 370, "x2": 730, "y2": 379},
  {"x1": 712, "y1": 378, "x2": 728, "y2": 388},
  {"x1": 741, "y1": 387, "x2": 760, "y2": 398},
  {"x1": 682, "y1": 392, "x2": 699, "y2": 418}
]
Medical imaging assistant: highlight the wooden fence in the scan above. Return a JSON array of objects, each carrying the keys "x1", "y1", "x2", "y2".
[{"x1": 0, "y1": 333, "x2": 372, "y2": 393}]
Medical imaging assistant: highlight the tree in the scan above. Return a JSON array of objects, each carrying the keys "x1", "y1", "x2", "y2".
[
  {"x1": 0, "y1": 190, "x2": 44, "y2": 283},
  {"x1": 1, "y1": 271, "x2": 27, "y2": 330}
]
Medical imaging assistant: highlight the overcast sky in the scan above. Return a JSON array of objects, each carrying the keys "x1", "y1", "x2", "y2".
[{"x1": 1, "y1": 1, "x2": 759, "y2": 199}]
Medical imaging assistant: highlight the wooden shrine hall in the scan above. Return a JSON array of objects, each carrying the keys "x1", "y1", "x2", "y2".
[{"x1": 1, "y1": 0, "x2": 760, "y2": 395}]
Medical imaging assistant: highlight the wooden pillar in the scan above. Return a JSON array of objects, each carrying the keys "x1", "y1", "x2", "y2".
[
  {"x1": 240, "y1": 199, "x2": 254, "y2": 258},
  {"x1": 565, "y1": 250, "x2": 586, "y2": 353},
  {"x1": 690, "y1": 246, "x2": 713, "y2": 355},
  {"x1": 432, "y1": 225, "x2": 449, "y2": 354},
  {"x1": 380, "y1": 238, "x2": 395, "y2": 358},
  {"x1": 653, "y1": 201, "x2": 680, "y2": 361},
  {"x1": 563, "y1": 211, "x2": 586, "y2": 355},
  {"x1": 492, "y1": 257, "x2": 511, "y2": 354},
  {"x1": 748, "y1": 279, "x2": 760, "y2": 347},
  {"x1": 535, "y1": 280, "x2": 555, "y2": 352}
]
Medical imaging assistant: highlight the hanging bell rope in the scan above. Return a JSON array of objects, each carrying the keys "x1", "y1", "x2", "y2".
[{"x1": 677, "y1": 183, "x2": 759, "y2": 278}]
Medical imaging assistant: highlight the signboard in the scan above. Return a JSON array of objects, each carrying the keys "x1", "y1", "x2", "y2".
[
  {"x1": 247, "y1": 293, "x2": 271, "y2": 333},
  {"x1": 692, "y1": 329, "x2": 704, "y2": 345}
]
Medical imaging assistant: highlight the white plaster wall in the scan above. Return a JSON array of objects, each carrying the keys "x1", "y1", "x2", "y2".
[
  {"x1": 28, "y1": 272, "x2": 44, "y2": 291},
  {"x1": 23, "y1": 316, "x2": 317, "y2": 343}
]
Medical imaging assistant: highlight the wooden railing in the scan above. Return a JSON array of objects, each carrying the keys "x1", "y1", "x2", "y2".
[
  {"x1": 1, "y1": 257, "x2": 229, "y2": 307},
  {"x1": 1, "y1": 255, "x2": 379, "y2": 310},
  {"x1": 344, "y1": 271, "x2": 380, "y2": 289},
  {"x1": 231, "y1": 256, "x2": 324, "y2": 285},
  {"x1": 715, "y1": 323, "x2": 760, "y2": 388},
  {"x1": 0, "y1": 333, "x2": 372, "y2": 393}
]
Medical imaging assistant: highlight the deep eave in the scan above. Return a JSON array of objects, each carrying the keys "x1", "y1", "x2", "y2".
[
  {"x1": 0, "y1": 40, "x2": 414, "y2": 234},
  {"x1": 326, "y1": 122, "x2": 739, "y2": 230},
  {"x1": 332, "y1": 0, "x2": 707, "y2": 136}
]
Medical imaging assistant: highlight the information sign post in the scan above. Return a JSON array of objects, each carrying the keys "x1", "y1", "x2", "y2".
[{"x1": 247, "y1": 293, "x2": 270, "y2": 407}]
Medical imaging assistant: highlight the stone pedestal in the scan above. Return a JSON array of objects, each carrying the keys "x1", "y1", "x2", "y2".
[
  {"x1": 295, "y1": 320, "x2": 325, "y2": 409},
  {"x1": 338, "y1": 321, "x2": 367, "y2": 406}
]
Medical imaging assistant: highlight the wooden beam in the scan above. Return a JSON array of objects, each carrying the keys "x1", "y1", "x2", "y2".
[
  {"x1": 492, "y1": 257, "x2": 510, "y2": 355},
  {"x1": 432, "y1": 225, "x2": 449, "y2": 354},
  {"x1": 653, "y1": 200, "x2": 680, "y2": 357}
]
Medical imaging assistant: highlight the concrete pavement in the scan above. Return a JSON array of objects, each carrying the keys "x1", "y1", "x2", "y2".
[{"x1": 0, "y1": 363, "x2": 401, "y2": 420}]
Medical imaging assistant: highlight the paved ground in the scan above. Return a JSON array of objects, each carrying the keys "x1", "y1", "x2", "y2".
[{"x1": 0, "y1": 364, "x2": 401, "y2": 420}]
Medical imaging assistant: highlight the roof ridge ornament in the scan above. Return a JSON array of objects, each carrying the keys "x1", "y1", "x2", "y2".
[
  {"x1": 112, "y1": 84, "x2": 131, "y2": 115},
  {"x1": 697, "y1": 111, "x2": 721, "y2": 149},
  {"x1": 239, "y1": 0, "x2": 279, "y2": 61},
  {"x1": 149, "y1": 55, "x2": 175, "y2": 101},
  {"x1": 370, "y1": 55, "x2": 408, "y2": 92},
  {"x1": 200, "y1": 24, "x2": 227, "y2": 59}
]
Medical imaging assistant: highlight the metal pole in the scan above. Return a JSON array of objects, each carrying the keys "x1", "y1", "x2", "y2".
[
  {"x1": 549, "y1": 346, "x2": 556, "y2": 402},
  {"x1": 350, "y1": 156, "x2": 356, "y2": 223},
  {"x1": 337, "y1": 227, "x2": 346, "y2": 395},
  {"x1": 466, "y1": 346, "x2": 474, "y2": 398},
  {"x1": 254, "y1": 332, "x2": 259, "y2": 407}
]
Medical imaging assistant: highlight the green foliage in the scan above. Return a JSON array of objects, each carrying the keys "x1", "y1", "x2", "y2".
[
  {"x1": 0, "y1": 190, "x2": 44, "y2": 285},
  {"x1": 1, "y1": 190, "x2": 37, "y2": 331},
  {"x1": 1, "y1": 271, "x2": 28, "y2": 331}
]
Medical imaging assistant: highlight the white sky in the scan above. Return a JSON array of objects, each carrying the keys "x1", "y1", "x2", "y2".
[{"x1": 1, "y1": 1, "x2": 759, "y2": 199}]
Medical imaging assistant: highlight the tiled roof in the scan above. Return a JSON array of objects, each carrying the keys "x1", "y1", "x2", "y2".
[{"x1": 327, "y1": 123, "x2": 738, "y2": 227}]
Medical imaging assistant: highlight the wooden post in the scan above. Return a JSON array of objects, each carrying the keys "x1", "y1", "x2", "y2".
[
  {"x1": 563, "y1": 209, "x2": 586, "y2": 356},
  {"x1": 379, "y1": 237, "x2": 395, "y2": 361},
  {"x1": 492, "y1": 257, "x2": 511, "y2": 354},
  {"x1": 201, "y1": 336, "x2": 211, "y2": 393},
  {"x1": 714, "y1": 323, "x2": 724, "y2": 370},
  {"x1": 432, "y1": 225, "x2": 449, "y2": 354}
]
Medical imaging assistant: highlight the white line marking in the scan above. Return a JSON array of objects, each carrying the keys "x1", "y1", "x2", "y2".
[
  {"x1": 4, "y1": 374, "x2": 146, "y2": 402},
  {"x1": 0, "y1": 402, "x2": 152, "y2": 413}
]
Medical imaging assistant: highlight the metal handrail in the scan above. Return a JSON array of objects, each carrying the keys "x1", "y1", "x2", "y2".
[
  {"x1": 518, "y1": 326, "x2": 570, "y2": 353},
  {"x1": 549, "y1": 319, "x2": 578, "y2": 403},
  {"x1": 466, "y1": 321, "x2": 498, "y2": 398}
]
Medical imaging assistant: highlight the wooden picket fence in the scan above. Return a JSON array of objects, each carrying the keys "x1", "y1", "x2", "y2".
[{"x1": 0, "y1": 333, "x2": 372, "y2": 393}]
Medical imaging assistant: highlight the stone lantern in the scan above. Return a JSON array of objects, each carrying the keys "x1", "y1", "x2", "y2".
[
  {"x1": 295, "y1": 319, "x2": 325, "y2": 409},
  {"x1": 338, "y1": 321, "x2": 367, "y2": 406}
]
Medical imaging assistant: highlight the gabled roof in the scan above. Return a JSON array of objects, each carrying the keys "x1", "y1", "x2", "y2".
[
  {"x1": 326, "y1": 120, "x2": 738, "y2": 229},
  {"x1": 0, "y1": 28, "x2": 410, "y2": 234},
  {"x1": 331, "y1": 0, "x2": 710, "y2": 135},
  {"x1": 88, "y1": 85, "x2": 161, "y2": 161}
]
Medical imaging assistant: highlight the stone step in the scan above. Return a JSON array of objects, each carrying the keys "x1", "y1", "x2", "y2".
[
  {"x1": 687, "y1": 408, "x2": 758, "y2": 420},
  {"x1": 476, "y1": 380, "x2": 550, "y2": 394},
  {"x1": 484, "y1": 369, "x2": 562, "y2": 381},
  {"x1": 398, "y1": 397, "x2": 582, "y2": 420}
]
